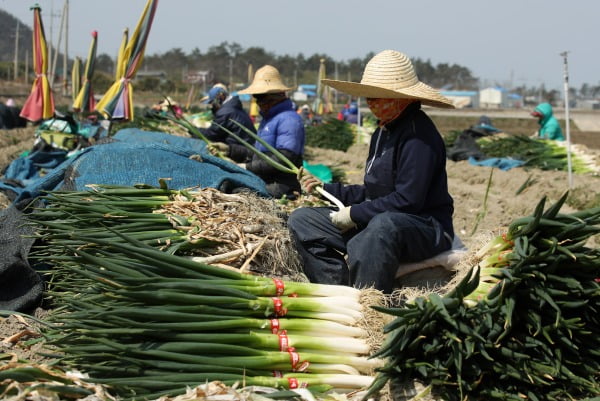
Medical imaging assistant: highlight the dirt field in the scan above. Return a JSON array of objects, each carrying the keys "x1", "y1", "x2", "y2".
[{"x1": 1, "y1": 107, "x2": 599, "y2": 248}]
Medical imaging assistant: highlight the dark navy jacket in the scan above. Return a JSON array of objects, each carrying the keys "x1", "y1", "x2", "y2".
[
  {"x1": 324, "y1": 102, "x2": 454, "y2": 238},
  {"x1": 201, "y1": 96, "x2": 256, "y2": 161}
]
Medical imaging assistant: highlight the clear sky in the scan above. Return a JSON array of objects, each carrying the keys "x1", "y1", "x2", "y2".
[{"x1": 1, "y1": 0, "x2": 597, "y2": 91}]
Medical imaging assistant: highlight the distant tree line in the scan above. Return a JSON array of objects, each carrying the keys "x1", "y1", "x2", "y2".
[{"x1": 125, "y1": 42, "x2": 482, "y2": 93}]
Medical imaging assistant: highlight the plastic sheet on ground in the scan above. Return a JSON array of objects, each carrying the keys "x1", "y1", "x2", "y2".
[
  {"x1": 467, "y1": 156, "x2": 525, "y2": 171},
  {"x1": 0, "y1": 129, "x2": 270, "y2": 203}
]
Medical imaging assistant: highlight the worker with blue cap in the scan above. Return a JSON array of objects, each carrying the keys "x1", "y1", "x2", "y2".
[{"x1": 201, "y1": 83, "x2": 257, "y2": 162}]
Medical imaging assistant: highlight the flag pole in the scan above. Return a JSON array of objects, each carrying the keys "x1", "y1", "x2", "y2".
[{"x1": 560, "y1": 51, "x2": 573, "y2": 189}]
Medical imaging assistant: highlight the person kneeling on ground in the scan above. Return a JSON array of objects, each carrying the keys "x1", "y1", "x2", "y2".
[{"x1": 288, "y1": 49, "x2": 455, "y2": 294}]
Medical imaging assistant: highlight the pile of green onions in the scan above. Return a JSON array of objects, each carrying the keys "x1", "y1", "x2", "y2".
[
  {"x1": 28, "y1": 182, "x2": 200, "y2": 258},
  {"x1": 365, "y1": 192, "x2": 600, "y2": 401},
  {"x1": 31, "y1": 219, "x2": 381, "y2": 399},
  {"x1": 28, "y1": 182, "x2": 291, "y2": 275},
  {"x1": 477, "y1": 135, "x2": 593, "y2": 173}
]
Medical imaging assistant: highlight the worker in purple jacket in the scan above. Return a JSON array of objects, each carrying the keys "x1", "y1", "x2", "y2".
[{"x1": 289, "y1": 50, "x2": 455, "y2": 293}]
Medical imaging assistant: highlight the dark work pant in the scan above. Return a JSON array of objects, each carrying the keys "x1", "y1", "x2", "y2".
[{"x1": 287, "y1": 207, "x2": 452, "y2": 293}]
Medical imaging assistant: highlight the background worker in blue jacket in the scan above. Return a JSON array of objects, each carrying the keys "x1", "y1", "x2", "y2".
[
  {"x1": 237, "y1": 65, "x2": 305, "y2": 199},
  {"x1": 289, "y1": 50, "x2": 455, "y2": 293},
  {"x1": 531, "y1": 102, "x2": 565, "y2": 141},
  {"x1": 201, "y1": 83, "x2": 257, "y2": 163}
]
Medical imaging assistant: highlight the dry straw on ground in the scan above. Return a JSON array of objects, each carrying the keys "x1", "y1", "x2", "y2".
[{"x1": 155, "y1": 188, "x2": 305, "y2": 280}]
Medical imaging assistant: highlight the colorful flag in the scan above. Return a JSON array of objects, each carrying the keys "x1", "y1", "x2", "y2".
[
  {"x1": 95, "y1": 0, "x2": 158, "y2": 121},
  {"x1": 20, "y1": 5, "x2": 55, "y2": 122}
]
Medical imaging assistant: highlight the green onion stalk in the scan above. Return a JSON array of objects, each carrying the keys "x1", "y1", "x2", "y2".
[
  {"x1": 151, "y1": 103, "x2": 230, "y2": 161},
  {"x1": 92, "y1": 373, "x2": 374, "y2": 401}
]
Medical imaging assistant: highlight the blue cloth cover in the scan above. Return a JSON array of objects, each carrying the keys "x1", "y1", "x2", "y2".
[
  {"x1": 468, "y1": 156, "x2": 525, "y2": 171},
  {"x1": 0, "y1": 129, "x2": 269, "y2": 201}
]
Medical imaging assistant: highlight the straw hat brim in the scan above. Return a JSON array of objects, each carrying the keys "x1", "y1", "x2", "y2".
[
  {"x1": 321, "y1": 79, "x2": 455, "y2": 109},
  {"x1": 237, "y1": 84, "x2": 293, "y2": 95}
]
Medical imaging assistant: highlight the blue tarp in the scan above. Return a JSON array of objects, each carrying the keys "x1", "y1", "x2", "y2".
[
  {"x1": 0, "y1": 129, "x2": 270, "y2": 202},
  {"x1": 468, "y1": 156, "x2": 526, "y2": 171}
]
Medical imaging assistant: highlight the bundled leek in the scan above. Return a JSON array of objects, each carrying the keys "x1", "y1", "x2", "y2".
[
  {"x1": 28, "y1": 183, "x2": 305, "y2": 277},
  {"x1": 365, "y1": 192, "x2": 600, "y2": 401},
  {"x1": 477, "y1": 134, "x2": 593, "y2": 173},
  {"x1": 31, "y1": 210, "x2": 382, "y2": 399}
]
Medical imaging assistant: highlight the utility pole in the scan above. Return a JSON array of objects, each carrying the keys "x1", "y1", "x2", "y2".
[
  {"x1": 25, "y1": 50, "x2": 29, "y2": 85},
  {"x1": 48, "y1": 0, "x2": 58, "y2": 78},
  {"x1": 13, "y1": 21, "x2": 20, "y2": 81},
  {"x1": 293, "y1": 68, "x2": 297, "y2": 88},
  {"x1": 560, "y1": 51, "x2": 573, "y2": 188},
  {"x1": 50, "y1": 0, "x2": 67, "y2": 89},
  {"x1": 62, "y1": 0, "x2": 69, "y2": 95},
  {"x1": 334, "y1": 61, "x2": 338, "y2": 105}
]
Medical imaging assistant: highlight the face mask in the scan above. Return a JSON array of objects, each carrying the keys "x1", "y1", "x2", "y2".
[{"x1": 366, "y1": 98, "x2": 412, "y2": 126}]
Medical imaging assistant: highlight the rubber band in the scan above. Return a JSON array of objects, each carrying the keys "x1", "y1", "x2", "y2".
[
  {"x1": 278, "y1": 330, "x2": 289, "y2": 351},
  {"x1": 272, "y1": 297, "x2": 287, "y2": 317},
  {"x1": 270, "y1": 319, "x2": 280, "y2": 334},
  {"x1": 287, "y1": 347, "x2": 309, "y2": 372},
  {"x1": 272, "y1": 278, "x2": 285, "y2": 296},
  {"x1": 273, "y1": 370, "x2": 283, "y2": 378},
  {"x1": 295, "y1": 360, "x2": 310, "y2": 372},
  {"x1": 288, "y1": 347, "x2": 299, "y2": 370},
  {"x1": 287, "y1": 378, "x2": 299, "y2": 389}
]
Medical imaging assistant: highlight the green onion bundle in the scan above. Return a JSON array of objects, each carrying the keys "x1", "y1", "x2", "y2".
[
  {"x1": 30, "y1": 208, "x2": 381, "y2": 400},
  {"x1": 27, "y1": 183, "x2": 305, "y2": 278},
  {"x1": 365, "y1": 192, "x2": 600, "y2": 401},
  {"x1": 477, "y1": 135, "x2": 592, "y2": 173},
  {"x1": 28, "y1": 183, "x2": 197, "y2": 257}
]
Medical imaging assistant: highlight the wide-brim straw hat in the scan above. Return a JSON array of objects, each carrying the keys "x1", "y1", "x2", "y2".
[
  {"x1": 238, "y1": 65, "x2": 293, "y2": 95},
  {"x1": 321, "y1": 50, "x2": 454, "y2": 109},
  {"x1": 159, "y1": 96, "x2": 178, "y2": 107}
]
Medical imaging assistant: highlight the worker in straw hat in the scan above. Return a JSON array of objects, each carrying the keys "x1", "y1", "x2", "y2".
[
  {"x1": 288, "y1": 49, "x2": 455, "y2": 293},
  {"x1": 236, "y1": 65, "x2": 305, "y2": 199},
  {"x1": 201, "y1": 83, "x2": 257, "y2": 163}
]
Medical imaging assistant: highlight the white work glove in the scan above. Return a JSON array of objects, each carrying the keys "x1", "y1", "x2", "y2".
[
  {"x1": 297, "y1": 166, "x2": 323, "y2": 195},
  {"x1": 207, "y1": 142, "x2": 230, "y2": 156},
  {"x1": 330, "y1": 206, "x2": 356, "y2": 232}
]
